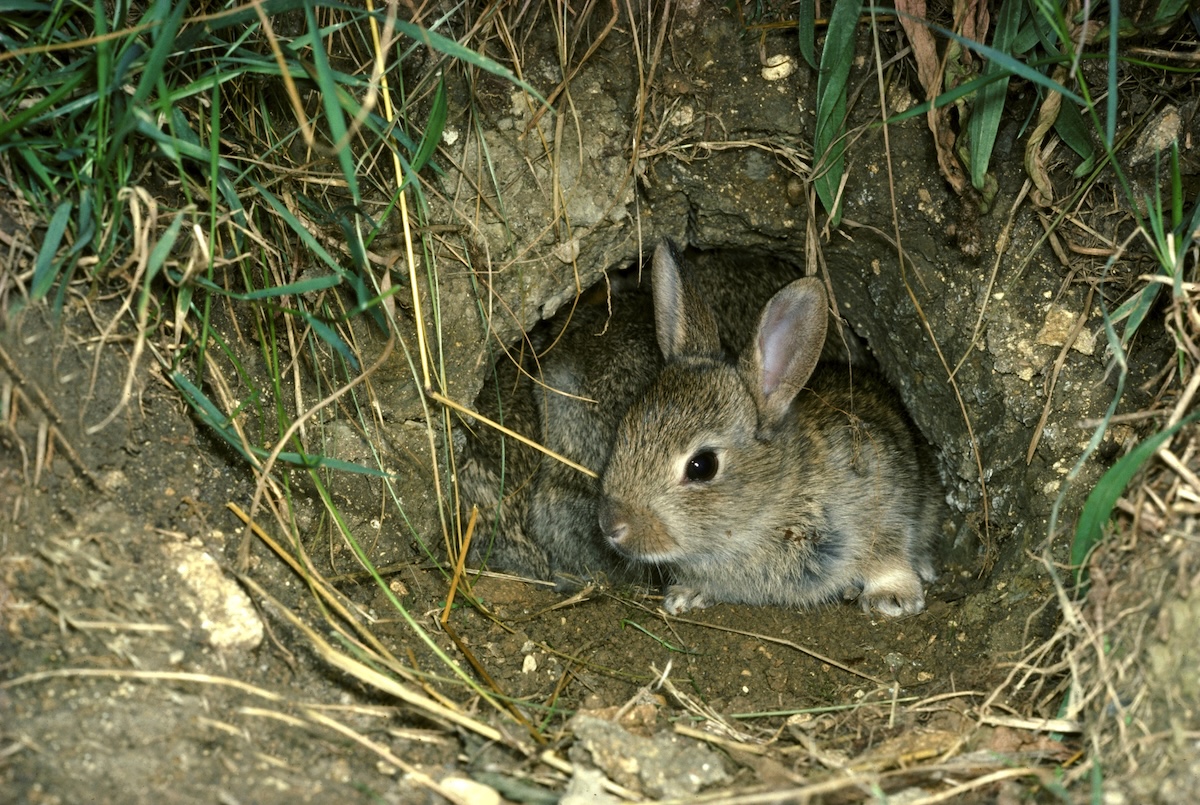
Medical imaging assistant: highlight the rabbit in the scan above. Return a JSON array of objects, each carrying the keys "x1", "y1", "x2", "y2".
[
  {"x1": 456, "y1": 287, "x2": 661, "y2": 586},
  {"x1": 597, "y1": 244, "x2": 942, "y2": 616},
  {"x1": 456, "y1": 242, "x2": 819, "y2": 588}
]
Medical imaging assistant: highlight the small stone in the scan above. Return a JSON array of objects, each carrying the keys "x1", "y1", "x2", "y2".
[
  {"x1": 553, "y1": 239, "x2": 581, "y2": 264},
  {"x1": 761, "y1": 55, "x2": 796, "y2": 81},
  {"x1": 1129, "y1": 106, "x2": 1180, "y2": 165},
  {"x1": 439, "y1": 776, "x2": 500, "y2": 805},
  {"x1": 163, "y1": 539, "x2": 263, "y2": 652}
]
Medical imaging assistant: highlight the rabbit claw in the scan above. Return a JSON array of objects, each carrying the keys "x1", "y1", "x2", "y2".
[
  {"x1": 861, "y1": 567, "x2": 927, "y2": 617},
  {"x1": 662, "y1": 585, "x2": 711, "y2": 614}
]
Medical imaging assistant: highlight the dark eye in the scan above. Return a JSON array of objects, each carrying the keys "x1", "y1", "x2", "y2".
[{"x1": 685, "y1": 450, "x2": 719, "y2": 483}]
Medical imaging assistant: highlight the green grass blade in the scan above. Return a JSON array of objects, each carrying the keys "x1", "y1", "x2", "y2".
[
  {"x1": 619, "y1": 620, "x2": 698, "y2": 654},
  {"x1": 885, "y1": 68, "x2": 1027, "y2": 126},
  {"x1": 297, "y1": 455, "x2": 393, "y2": 476},
  {"x1": 73, "y1": 190, "x2": 95, "y2": 258},
  {"x1": 1169, "y1": 143, "x2": 1182, "y2": 232},
  {"x1": 1114, "y1": 283, "x2": 1162, "y2": 347},
  {"x1": 91, "y1": 4, "x2": 112, "y2": 183},
  {"x1": 1071, "y1": 414, "x2": 1198, "y2": 582},
  {"x1": 301, "y1": 312, "x2": 359, "y2": 371},
  {"x1": 175, "y1": 271, "x2": 343, "y2": 300},
  {"x1": 967, "y1": 0, "x2": 1022, "y2": 191},
  {"x1": 393, "y1": 18, "x2": 547, "y2": 107},
  {"x1": 880, "y1": 7, "x2": 1084, "y2": 105},
  {"x1": 1105, "y1": 0, "x2": 1117, "y2": 148},
  {"x1": 1029, "y1": 0, "x2": 1068, "y2": 54},
  {"x1": 0, "y1": 0, "x2": 52, "y2": 10},
  {"x1": 410, "y1": 77, "x2": 447, "y2": 174},
  {"x1": 247, "y1": 179, "x2": 342, "y2": 270},
  {"x1": 369, "y1": 108, "x2": 419, "y2": 157},
  {"x1": 1011, "y1": 6, "x2": 1049, "y2": 54},
  {"x1": 796, "y1": 0, "x2": 816, "y2": 69},
  {"x1": 171, "y1": 372, "x2": 390, "y2": 474},
  {"x1": 302, "y1": 0, "x2": 359, "y2": 203},
  {"x1": 146, "y1": 209, "x2": 185, "y2": 283},
  {"x1": 199, "y1": 0, "x2": 308, "y2": 32},
  {"x1": 132, "y1": 0, "x2": 188, "y2": 110},
  {"x1": 133, "y1": 108, "x2": 238, "y2": 169},
  {"x1": 1053, "y1": 98, "x2": 1093, "y2": 160},
  {"x1": 170, "y1": 372, "x2": 257, "y2": 465},
  {"x1": 0, "y1": 63, "x2": 88, "y2": 140},
  {"x1": 31, "y1": 200, "x2": 72, "y2": 301},
  {"x1": 814, "y1": 0, "x2": 863, "y2": 225}
]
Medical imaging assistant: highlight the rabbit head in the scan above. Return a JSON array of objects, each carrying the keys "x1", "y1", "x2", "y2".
[{"x1": 599, "y1": 243, "x2": 829, "y2": 569}]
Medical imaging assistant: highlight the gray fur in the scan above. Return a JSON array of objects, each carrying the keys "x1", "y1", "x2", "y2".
[
  {"x1": 458, "y1": 242, "x2": 940, "y2": 616},
  {"x1": 598, "y1": 248, "x2": 942, "y2": 616},
  {"x1": 457, "y1": 241, "x2": 803, "y2": 585}
]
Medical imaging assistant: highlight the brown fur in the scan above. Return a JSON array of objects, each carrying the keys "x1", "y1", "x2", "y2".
[
  {"x1": 598, "y1": 246, "x2": 943, "y2": 616},
  {"x1": 458, "y1": 242, "x2": 940, "y2": 617},
  {"x1": 453, "y1": 242, "x2": 811, "y2": 587},
  {"x1": 457, "y1": 243, "x2": 807, "y2": 586}
]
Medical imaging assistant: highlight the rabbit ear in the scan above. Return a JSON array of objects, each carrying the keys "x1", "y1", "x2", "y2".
[
  {"x1": 744, "y1": 278, "x2": 828, "y2": 427},
  {"x1": 652, "y1": 240, "x2": 721, "y2": 360}
]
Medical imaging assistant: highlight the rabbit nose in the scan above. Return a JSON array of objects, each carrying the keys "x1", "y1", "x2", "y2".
[{"x1": 598, "y1": 500, "x2": 629, "y2": 545}]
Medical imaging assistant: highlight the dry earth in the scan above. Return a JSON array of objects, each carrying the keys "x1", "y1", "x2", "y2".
[{"x1": 3, "y1": 3, "x2": 1199, "y2": 803}]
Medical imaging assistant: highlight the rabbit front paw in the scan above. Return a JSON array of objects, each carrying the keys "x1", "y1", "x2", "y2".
[
  {"x1": 662, "y1": 585, "x2": 711, "y2": 614},
  {"x1": 861, "y1": 567, "x2": 927, "y2": 617}
]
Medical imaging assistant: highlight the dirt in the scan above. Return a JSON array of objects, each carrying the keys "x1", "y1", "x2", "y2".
[{"x1": 3, "y1": 3, "x2": 1199, "y2": 803}]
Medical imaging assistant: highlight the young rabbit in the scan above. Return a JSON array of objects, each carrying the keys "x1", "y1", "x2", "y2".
[
  {"x1": 598, "y1": 245, "x2": 941, "y2": 616},
  {"x1": 457, "y1": 244, "x2": 806, "y2": 587}
]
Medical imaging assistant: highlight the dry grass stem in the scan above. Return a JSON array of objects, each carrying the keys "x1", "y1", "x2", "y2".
[
  {"x1": 431, "y1": 389, "x2": 599, "y2": 477},
  {"x1": 239, "y1": 574, "x2": 514, "y2": 743}
]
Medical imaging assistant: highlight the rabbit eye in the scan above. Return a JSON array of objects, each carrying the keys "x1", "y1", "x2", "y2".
[{"x1": 684, "y1": 450, "x2": 719, "y2": 483}]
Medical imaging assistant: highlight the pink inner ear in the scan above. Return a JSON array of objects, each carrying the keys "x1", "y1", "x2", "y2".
[
  {"x1": 753, "y1": 280, "x2": 825, "y2": 409},
  {"x1": 759, "y1": 320, "x2": 791, "y2": 397},
  {"x1": 758, "y1": 303, "x2": 802, "y2": 397},
  {"x1": 653, "y1": 242, "x2": 686, "y2": 359}
]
